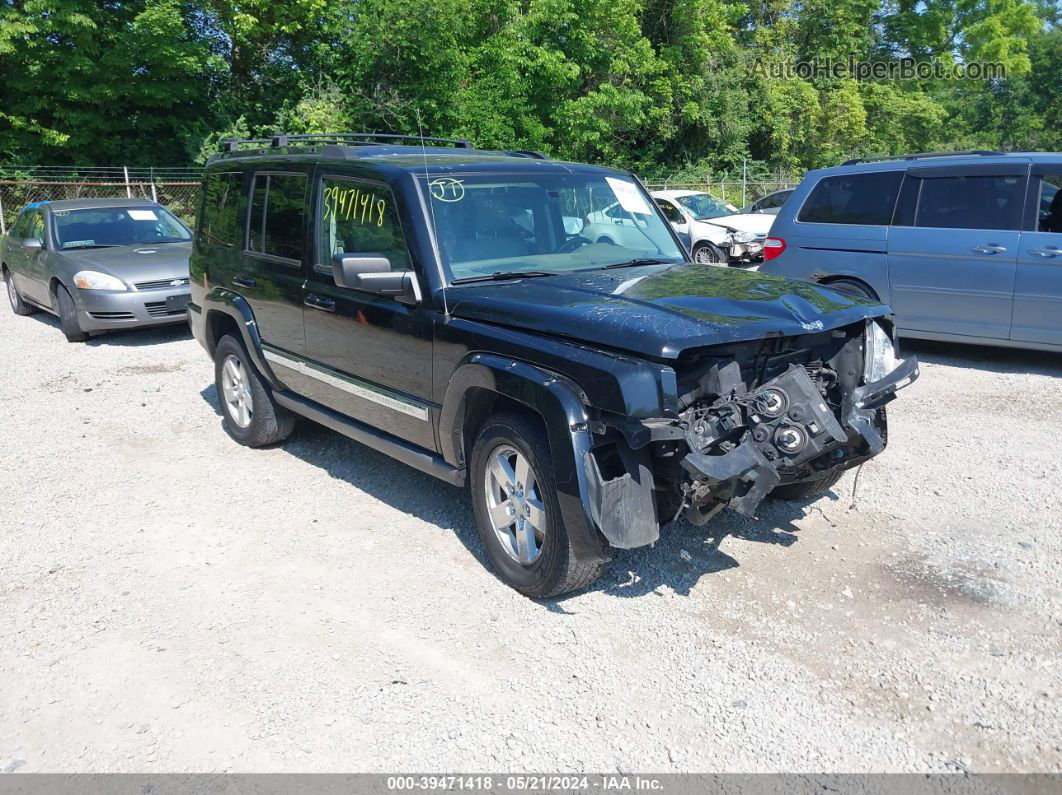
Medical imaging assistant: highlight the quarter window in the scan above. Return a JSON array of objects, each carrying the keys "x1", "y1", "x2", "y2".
[
  {"x1": 914, "y1": 175, "x2": 1024, "y2": 231},
  {"x1": 798, "y1": 172, "x2": 903, "y2": 225},
  {"x1": 318, "y1": 179, "x2": 410, "y2": 272},
  {"x1": 201, "y1": 172, "x2": 242, "y2": 246},
  {"x1": 248, "y1": 173, "x2": 307, "y2": 261}
]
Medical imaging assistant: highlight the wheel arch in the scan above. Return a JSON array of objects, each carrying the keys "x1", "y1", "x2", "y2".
[
  {"x1": 440, "y1": 354, "x2": 608, "y2": 564},
  {"x1": 200, "y1": 289, "x2": 283, "y2": 390},
  {"x1": 819, "y1": 275, "x2": 881, "y2": 302}
]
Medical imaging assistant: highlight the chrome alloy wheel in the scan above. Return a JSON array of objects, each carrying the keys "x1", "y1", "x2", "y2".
[
  {"x1": 484, "y1": 444, "x2": 546, "y2": 565},
  {"x1": 220, "y1": 354, "x2": 254, "y2": 429},
  {"x1": 693, "y1": 244, "x2": 724, "y2": 265}
]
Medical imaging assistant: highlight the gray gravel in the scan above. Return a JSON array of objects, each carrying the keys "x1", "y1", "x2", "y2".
[{"x1": 0, "y1": 307, "x2": 1060, "y2": 773}]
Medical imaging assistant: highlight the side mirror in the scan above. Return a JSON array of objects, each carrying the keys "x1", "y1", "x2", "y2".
[
  {"x1": 22, "y1": 238, "x2": 43, "y2": 251},
  {"x1": 332, "y1": 254, "x2": 420, "y2": 305}
]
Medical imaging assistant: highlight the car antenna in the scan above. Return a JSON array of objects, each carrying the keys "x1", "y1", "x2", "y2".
[{"x1": 417, "y1": 109, "x2": 449, "y2": 317}]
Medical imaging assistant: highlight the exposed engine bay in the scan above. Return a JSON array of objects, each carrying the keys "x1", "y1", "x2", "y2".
[
  {"x1": 586, "y1": 319, "x2": 919, "y2": 549},
  {"x1": 669, "y1": 319, "x2": 918, "y2": 523}
]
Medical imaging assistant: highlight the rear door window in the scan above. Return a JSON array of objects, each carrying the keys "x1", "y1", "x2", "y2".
[
  {"x1": 247, "y1": 173, "x2": 308, "y2": 262},
  {"x1": 797, "y1": 172, "x2": 903, "y2": 225},
  {"x1": 914, "y1": 174, "x2": 1025, "y2": 231}
]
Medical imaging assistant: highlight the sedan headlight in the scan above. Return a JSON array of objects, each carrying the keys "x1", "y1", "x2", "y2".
[
  {"x1": 73, "y1": 271, "x2": 128, "y2": 291},
  {"x1": 864, "y1": 320, "x2": 898, "y2": 383},
  {"x1": 730, "y1": 230, "x2": 757, "y2": 244}
]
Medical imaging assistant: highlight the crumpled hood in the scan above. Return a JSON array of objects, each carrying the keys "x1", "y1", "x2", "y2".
[
  {"x1": 699, "y1": 213, "x2": 774, "y2": 236},
  {"x1": 57, "y1": 242, "x2": 191, "y2": 284},
  {"x1": 447, "y1": 264, "x2": 888, "y2": 360}
]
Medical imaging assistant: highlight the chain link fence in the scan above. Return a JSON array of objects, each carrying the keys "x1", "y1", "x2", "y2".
[
  {"x1": 0, "y1": 167, "x2": 202, "y2": 234},
  {"x1": 642, "y1": 181, "x2": 798, "y2": 209}
]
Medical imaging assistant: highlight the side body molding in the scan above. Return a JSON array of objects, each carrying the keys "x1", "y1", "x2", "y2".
[{"x1": 439, "y1": 354, "x2": 608, "y2": 564}]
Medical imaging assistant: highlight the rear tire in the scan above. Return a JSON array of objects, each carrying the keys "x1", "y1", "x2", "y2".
[
  {"x1": 470, "y1": 413, "x2": 602, "y2": 598},
  {"x1": 5, "y1": 269, "x2": 37, "y2": 316},
  {"x1": 55, "y1": 285, "x2": 89, "y2": 342},
  {"x1": 771, "y1": 469, "x2": 845, "y2": 500},
  {"x1": 213, "y1": 334, "x2": 295, "y2": 447}
]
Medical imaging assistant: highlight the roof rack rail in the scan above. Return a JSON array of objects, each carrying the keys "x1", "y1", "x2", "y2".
[
  {"x1": 504, "y1": 150, "x2": 548, "y2": 160},
  {"x1": 220, "y1": 132, "x2": 474, "y2": 154},
  {"x1": 842, "y1": 150, "x2": 1003, "y2": 166}
]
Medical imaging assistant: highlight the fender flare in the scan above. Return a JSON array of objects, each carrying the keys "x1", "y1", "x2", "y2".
[
  {"x1": 439, "y1": 353, "x2": 608, "y2": 564},
  {"x1": 199, "y1": 289, "x2": 284, "y2": 391}
]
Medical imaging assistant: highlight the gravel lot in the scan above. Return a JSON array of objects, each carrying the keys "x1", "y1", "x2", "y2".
[{"x1": 1, "y1": 304, "x2": 1060, "y2": 774}]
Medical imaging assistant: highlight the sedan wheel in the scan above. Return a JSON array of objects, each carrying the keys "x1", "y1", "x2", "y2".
[
  {"x1": 692, "y1": 241, "x2": 726, "y2": 265},
  {"x1": 220, "y1": 354, "x2": 254, "y2": 429},
  {"x1": 484, "y1": 444, "x2": 546, "y2": 565}
]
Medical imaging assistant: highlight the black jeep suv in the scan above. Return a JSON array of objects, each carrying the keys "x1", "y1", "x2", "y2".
[{"x1": 188, "y1": 133, "x2": 918, "y2": 597}]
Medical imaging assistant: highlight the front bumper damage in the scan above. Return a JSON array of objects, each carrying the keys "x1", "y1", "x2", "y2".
[{"x1": 680, "y1": 355, "x2": 919, "y2": 518}]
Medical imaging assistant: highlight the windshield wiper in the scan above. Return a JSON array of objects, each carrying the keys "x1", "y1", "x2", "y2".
[
  {"x1": 451, "y1": 270, "x2": 557, "y2": 284},
  {"x1": 61, "y1": 244, "x2": 118, "y2": 250},
  {"x1": 600, "y1": 258, "x2": 676, "y2": 270}
]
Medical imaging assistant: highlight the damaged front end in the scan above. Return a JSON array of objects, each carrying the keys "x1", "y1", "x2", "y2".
[{"x1": 670, "y1": 318, "x2": 917, "y2": 523}]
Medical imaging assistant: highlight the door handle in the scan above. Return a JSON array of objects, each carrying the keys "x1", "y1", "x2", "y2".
[
  {"x1": 971, "y1": 244, "x2": 1007, "y2": 255},
  {"x1": 233, "y1": 276, "x2": 257, "y2": 288},
  {"x1": 304, "y1": 294, "x2": 336, "y2": 312},
  {"x1": 1029, "y1": 247, "x2": 1060, "y2": 257}
]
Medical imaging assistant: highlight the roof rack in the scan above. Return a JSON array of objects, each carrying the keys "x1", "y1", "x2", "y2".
[
  {"x1": 220, "y1": 132, "x2": 473, "y2": 154},
  {"x1": 842, "y1": 150, "x2": 1003, "y2": 166}
]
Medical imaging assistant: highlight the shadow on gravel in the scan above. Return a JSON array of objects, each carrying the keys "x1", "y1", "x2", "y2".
[
  {"x1": 903, "y1": 338, "x2": 1062, "y2": 377},
  {"x1": 199, "y1": 383, "x2": 832, "y2": 608},
  {"x1": 25, "y1": 309, "x2": 191, "y2": 347}
]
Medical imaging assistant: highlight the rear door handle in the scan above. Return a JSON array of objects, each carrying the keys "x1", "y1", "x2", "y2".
[
  {"x1": 971, "y1": 244, "x2": 1007, "y2": 255},
  {"x1": 1029, "y1": 247, "x2": 1060, "y2": 257},
  {"x1": 233, "y1": 276, "x2": 257, "y2": 288},
  {"x1": 304, "y1": 294, "x2": 336, "y2": 312}
]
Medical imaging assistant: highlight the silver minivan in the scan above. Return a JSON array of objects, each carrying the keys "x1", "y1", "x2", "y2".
[{"x1": 759, "y1": 152, "x2": 1062, "y2": 352}]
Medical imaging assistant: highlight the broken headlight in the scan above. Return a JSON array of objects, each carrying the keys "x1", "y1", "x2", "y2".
[
  {"x1": 730, "y1": 229, "x2": 757, "y2": 244},
  {"x1": 864, "y1": 320, "x2": 898, "y2": 383}
]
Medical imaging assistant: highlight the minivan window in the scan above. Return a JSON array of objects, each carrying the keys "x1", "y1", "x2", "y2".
[
  {"x1": 914, "y1": 174, "x2": 1024, "y2": 231},
  {"x1": 201, "y1": 172, "x2": 242, "y2": 247},
  {"x1": 1038, "y1": 174, "x2": 1062, "y2": 233},
  {"x1": 319, "y1": 179, "x2": 410, "y2": 272},
  {"x1": 798, "y1": 171, "x2": 903, "y2": 225},
  {"x1": 248, "y1": 173, "x2": 307, "y2": 261}
]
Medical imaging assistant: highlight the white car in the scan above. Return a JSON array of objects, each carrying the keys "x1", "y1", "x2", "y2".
[
  {"x1": 651, "y1": 190, "x2": 775, "y2": 265},
  {"x1": 581, "y1": 202, "x2": 665, "y2": 252}
]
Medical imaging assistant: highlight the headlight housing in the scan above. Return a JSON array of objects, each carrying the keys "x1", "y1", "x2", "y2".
[
  {"x1": 73, "y1": 271, "x2": 128, "y2": 291},
  {"x1": 729, "y1": 229, "x2": 757, "y2": 244},
  {"x1": 864, "y1": 320, "x2": 898, "y2": 383}
]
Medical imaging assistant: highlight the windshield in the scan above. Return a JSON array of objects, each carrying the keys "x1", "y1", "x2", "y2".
[
  {"x1": 423, "y1": 173, "x2": 684, "y2": 282},
  {"x1": 51, "y1": 206, "x2": 191, "y2": 249},
  {"x1": 675, "y1": 193, "x2": 733, "y2": 221}
]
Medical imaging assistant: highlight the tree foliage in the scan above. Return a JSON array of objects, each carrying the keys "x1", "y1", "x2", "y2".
[{"x1": 0, "y1": 0, "x2": 1056, "y2": 172}]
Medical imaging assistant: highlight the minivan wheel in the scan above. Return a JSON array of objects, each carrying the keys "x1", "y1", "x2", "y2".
[
  {"x1": 4, "y1": 270, "x2": 37, "y2": 316},
  {"x1": 213, "y1": 334, "x2": 295, "y2": 447},
  {"x1": 470, "y1": 413, "x2": 602, "y2": 598},
  {"x1": 825, "y1": 278, "x2": 877, "y2": 301},
  {"x1": 55, "y1": 285, "x2": 89, "y2": 342},
  {"x1": 692, "y1": 241, "x2": 726, "y2": 265}
]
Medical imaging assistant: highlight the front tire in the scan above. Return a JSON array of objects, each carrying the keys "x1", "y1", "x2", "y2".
[
  {"x1": 5, "y1": 270, "x2": 37, "y2": 316},
  {"x1": 213, "y1": 334, "x2": 295, "y2": 447},
  {"x1": 771, "y1": 469, "x2": 845, "y2": 500},
  {"x1": 55, "y1": 285, "x2": 88, "y2": 342},
  {"x1": 470, "y1": 414, "x2": 602, "y2": 598},
  {"x1": 692, "y1": 241, "x2": 727, "y2": 265}
]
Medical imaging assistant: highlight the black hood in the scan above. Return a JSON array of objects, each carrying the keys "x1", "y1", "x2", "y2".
[{"x1": 447, "y1": 264, "x2": 887, "y2": 360}]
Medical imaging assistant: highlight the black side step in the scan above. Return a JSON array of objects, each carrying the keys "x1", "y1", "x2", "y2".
[{"x1": 273, "y1": 391, "x2": 466, "y2": 487}]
